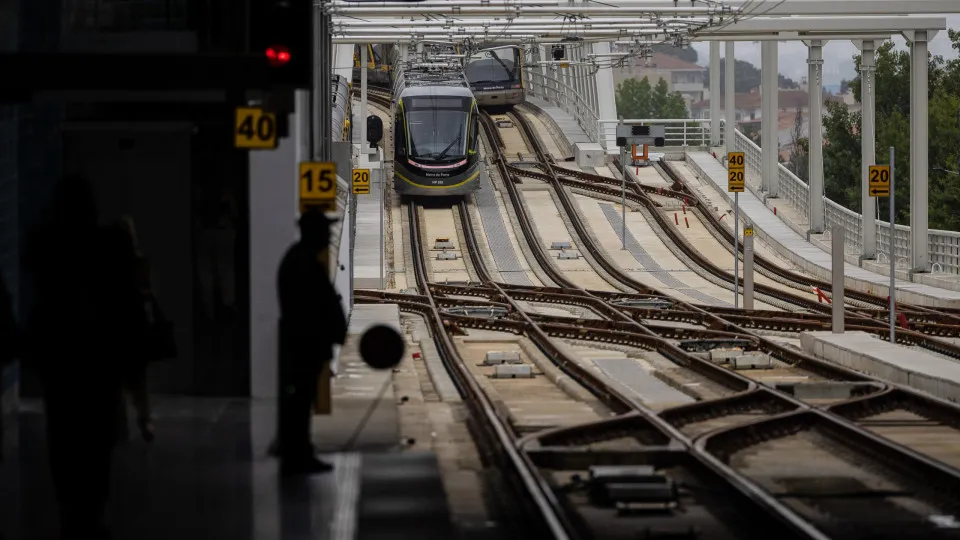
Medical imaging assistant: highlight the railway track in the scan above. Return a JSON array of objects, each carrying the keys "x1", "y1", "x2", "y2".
[
  {"x1": 355, "y1": 87, "x2": 960, "y2": 537},
  {"x1": 504, "y1": 105, "x2": 960, "y2": 358},
  {"x1": 499, "y1": 101, "x2": 960, "y2": 332},
  {"x1": 489, "y1": 107, "x2": 960, "y2": 537}
]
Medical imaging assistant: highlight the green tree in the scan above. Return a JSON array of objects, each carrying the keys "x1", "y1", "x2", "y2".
[
  {"x1": 616, "y1": 77, "x2": 652, "y2": 118},
  {"x1": 651, "y1": 78, "x2": 670, "y2": 117},
  {"x1": 616, "y1": 76, "x2": 687, "y2": 119},
  {"x1": 823, "y1": 33, "x2": 960, "y2": 230}
]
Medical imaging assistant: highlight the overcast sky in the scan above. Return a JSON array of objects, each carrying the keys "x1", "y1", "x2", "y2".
[{"x1": 691, "y1": 15, "x2": 960, "y2": 87}]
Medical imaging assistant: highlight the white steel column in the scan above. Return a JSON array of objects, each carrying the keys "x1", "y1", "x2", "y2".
[
  {"x1": 807, "y1": 40, "x2": 826, "y2": 234},
  {"x1": 858, "y1": 40, "x2": 877, "y2": 259},
  {"x1": 709, "y1": 41, "x2": 721, "y2": 146},
  {"x1": 761, "y1": 40, "x2": 779, "y2": 197},
  {"x1": 360, "y1": 44, "x2": 369, "y2": 151},
  {"x1": 724, "y1": 41, "x2": 735, "y2": 149},
  {"x1": 593, "y1": 40, "x2": 618, "y2": 150},
  {"x1": 909, "y1": 31, "x2": 930, "y2": 272}
]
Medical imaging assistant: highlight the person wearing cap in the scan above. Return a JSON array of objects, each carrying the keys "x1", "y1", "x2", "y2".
[{"x1": 275, "y1": 207, "x2": 348, "y2": 474}]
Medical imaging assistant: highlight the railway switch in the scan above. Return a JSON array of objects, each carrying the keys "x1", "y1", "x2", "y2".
[
  {"x1": 492, "y1": 364, "x2": 534, "y2": 379},
  {"x1": 732, "y1": 352, "x2": 773, "y2": 370},
  {"x1": 434, "y1": 238, "x2": 455, "y2": 249},
  {"x1": 550, "y1": 241, "x2": 572, "y2": 250},
  {"x1": 708, "y1": 348, "x2": 743, "y2": 363},
  {"x1": 484, "y1": 351, "x2": 522, "y2": 365},
  {"x1": 436, "y1": 252, "x2": 459, "y2": 260},
  {"x1": 558, "y1": 250, "x2": 580, "y2": 260},
  {"x1": 586, "y1": 466, "x2": 679, "y2": 509}
]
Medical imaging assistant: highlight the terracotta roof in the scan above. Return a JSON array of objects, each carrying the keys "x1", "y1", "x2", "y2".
[
  {"x1": 690, "y1": 90, "x2": 842, "y2": 111},
  {"x1": 643, "y1": 53, "x2": 704, "y2": 71}
]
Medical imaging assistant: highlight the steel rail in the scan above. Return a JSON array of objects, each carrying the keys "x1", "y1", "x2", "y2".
[
  {"x1": 363, "y1": 86, "x2": 960, "y2": 535},
  {"x1": 506, "y1": 106, "x2": 960, "y2": 512}
]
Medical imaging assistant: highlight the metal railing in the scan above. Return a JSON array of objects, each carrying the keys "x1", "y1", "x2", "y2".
[
  {"x1": 519, "y1": 60, "x2": 960, "y2": 275},
  {"x1": 731, "y1": 129, "x2": 960, "y2": 275},
  {"x1": 523, "y1": 65, "x2": 601, "y2": 143},
  {"x1": 598, "y1": 118, "x2": 721, "y2": 152}
]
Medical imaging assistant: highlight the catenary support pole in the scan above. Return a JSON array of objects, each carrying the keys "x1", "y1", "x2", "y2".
[
  {"x1": 858, "y1": 40, "x2": 877, "y2": 261},
  {"x1": 724, "y1": 41, "x2": 735, "y2": 149},
  {"x1": 909, "y1": 31, "x2": 930, "y2": 272},
  {"x1": 760, "y1": 40, "x2": 779, "y2": 197},
  {"x1": 360, "y1": 45, "x2": 368, "y2": 153},
  {"x1": 806, "y1": 39, "x2": 826, "y2": 234},
  {"x1": 709, "y1": 41, "x2": 721, "y2": 147},
  {"x1": 318, "y1": 4, "x2": 332, "y2": 161}
]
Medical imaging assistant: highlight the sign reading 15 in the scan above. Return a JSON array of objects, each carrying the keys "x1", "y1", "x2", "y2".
[{"x1": 299, "y1": 162, "x2": 337, "y2": 199}]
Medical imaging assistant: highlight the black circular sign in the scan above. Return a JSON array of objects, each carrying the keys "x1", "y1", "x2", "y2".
[{"x1": 359, "y1": 325, "x2": 405, "y2": 370}]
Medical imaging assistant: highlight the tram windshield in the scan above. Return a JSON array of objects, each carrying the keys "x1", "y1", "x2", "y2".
[
  {"x1": 404, "y1": 96, "x2": 472, "y2": 161},
  {"x1": 465, "y1": 47, "x2": 520, "y2": 86}
]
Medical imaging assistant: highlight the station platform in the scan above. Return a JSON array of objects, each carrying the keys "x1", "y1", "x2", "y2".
[
  {"x1": 0, "y1": 304, "x2": 459, "y2": 540},
  {"x1": 524, "y1": 96, "x2": 592, "y2": 154},
  {"x1": 801, "y1": 331, "x2": 960, "y2": 404},
  {"x1": 686, "y1": 151, "x2": 960, "y2": 309},
  {"x1": 354, "y1": 152, "x2": 388, "y2": 290}
]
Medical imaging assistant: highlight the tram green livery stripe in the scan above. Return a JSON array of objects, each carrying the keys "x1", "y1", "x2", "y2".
[{"x1": 395, "y1": 168, "x2": 480, "y2": 189}]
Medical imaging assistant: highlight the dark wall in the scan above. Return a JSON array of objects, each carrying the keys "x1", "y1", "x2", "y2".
[
  {"x1": 63, "y1": 127, "x2": 196, "y2": 394},
  {"x1": 5, "y1": 0, "x2": 65, "y2": 399}
]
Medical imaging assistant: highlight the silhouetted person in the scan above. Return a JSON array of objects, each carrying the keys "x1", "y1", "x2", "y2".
[
  {"x1": 276, "y1": 208, "x2": 348, "y2": 475},
  {"x1": 22, "y1": 175, "x2": 140, "y2": 539},
  {"x1": 114, "y1": 216, "x2": 159, "y2": 443}
]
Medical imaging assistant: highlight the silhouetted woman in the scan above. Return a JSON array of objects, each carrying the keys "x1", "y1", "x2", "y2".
[
  {"x1": 115, "y1": 215, "x2": 156, "y2": 442},
  {"x1": 22, "y1": 175, "x2": 139, "y2": 539}
]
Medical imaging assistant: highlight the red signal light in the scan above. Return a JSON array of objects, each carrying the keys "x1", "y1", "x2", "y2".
[{"x1": 266, "y1": 45, "x2": 292, "y2": 67}]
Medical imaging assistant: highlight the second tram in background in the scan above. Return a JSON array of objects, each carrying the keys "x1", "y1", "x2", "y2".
[
  {"x1": 464, "y1": 44, "x2": 525, "y2": 110},
  {"x1": 391, "y1": 61, "x2": 481, "y2": 197},
  {"x1": 352, "y1": 44, "x2": 396, "y2": 88}
]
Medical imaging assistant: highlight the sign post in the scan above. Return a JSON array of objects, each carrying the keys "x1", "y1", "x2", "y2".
[
  {"x1": 352, "y1": 168, "x2": 371, "y2": 195},
  {"x1": 870, "y1": 156, "x2": 895, "y2": 343},
  {"x1": 380, "y1": 150, "x2": 385, "y2": 290},
  {"x1": 743, "y1": 225, "x2": 755, "y2": 309},
  {"x1": 620, "y1": 144, "x2": 627, "y2": 249},
  {"x1": 727, "y1": 151, "x2": 745, "y2": 308},
  {"x1": 299, "y1": 161, "x2": 337, "y2": 213}
]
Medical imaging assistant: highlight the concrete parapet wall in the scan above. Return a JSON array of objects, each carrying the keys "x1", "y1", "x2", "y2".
[
  {"x1": 684, "y1": 155, "x2": 960, "y2": 309},
  {"x1": 801, "y1": 331, "x2": 960, "y2": 404}
]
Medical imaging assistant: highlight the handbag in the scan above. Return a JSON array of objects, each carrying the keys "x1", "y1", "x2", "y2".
[{"x1": 144, "y1": 295, "x2": 177, "y2": 360}]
